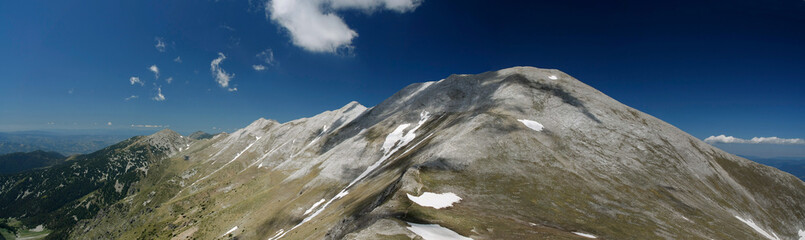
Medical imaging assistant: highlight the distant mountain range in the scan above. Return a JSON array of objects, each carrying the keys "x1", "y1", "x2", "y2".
[
  {"x1": 0, "y1": 67, "x2": 802, "y2": 240},
  {"x1": 0, "y1": 150, "x2": 66, "y2": 175},
  {"x1": 0, "y1": 132, "x2": 130, "y2": 156}
]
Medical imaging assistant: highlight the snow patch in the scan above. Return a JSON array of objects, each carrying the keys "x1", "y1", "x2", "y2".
[
  {"x1": 548, "y1": 75, "x2": 558, "y2": 80},
  {"x1": 223, "y1": 226, "x2": 238, "y2": 236},
  {"x1": 517, "y1": 119, "x2": 544, "y2": 131},
  {"x1": 304, "y1": 199, "x2": 326, "y2": 215},
  {"x1": 406, "y1": 222, "x2": 472, "y2": 240},
  {"x1": 734, "y1": 216, "x2": 781, "y2": 240},
  {"x1": 407, "y1": 192, "x2": 462, "y2": 209},
  {"x1": 799, "y1": 229, "x2": 805, "y2": 240},
  {"x1": 573, "y1": 232, "x2": 597, "y2": 238},
  {"x1": 382, "y1": 124, "x2": 412, "y2": 154}
]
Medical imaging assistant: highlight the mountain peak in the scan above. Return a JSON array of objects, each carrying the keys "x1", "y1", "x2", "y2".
[
  {"x1": 340, "y1": 100, "x2": 364, "y2": 110},
  {"x1": 143, "y1": 128, "x2": 188, "y2": 155}
]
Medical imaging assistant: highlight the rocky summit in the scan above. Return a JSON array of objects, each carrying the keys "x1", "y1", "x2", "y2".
[{"x1": 2, "y1": 67, "x2": 804, "y2": 240}]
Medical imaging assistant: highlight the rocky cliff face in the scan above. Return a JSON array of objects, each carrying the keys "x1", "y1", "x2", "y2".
[{"x1": 5, "y1": 67, "x2": 802, "y2": 240}]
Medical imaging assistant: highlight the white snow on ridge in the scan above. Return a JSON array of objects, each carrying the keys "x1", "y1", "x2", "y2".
[
  {"x1": 406, "y1": 222, "x2": 472, "y2": 240},
  {"x1": 304, "y1": 199, "x2": 326, "y2": 215},
  {"x1": 382, "y1": 124, "x2": 412, "y2": 154},
  {"x1": 573, "y1": 232, "x2": 597, "y2": 238},
  {"x1": 798, "y1": 229, "x2": 804, "y2": 240},
  {"x1": 517, "y1": 119, "x2": 544, "y2": 131},
  {"x1": 734, "y1": 216, "x2": 781, "y2": 240},
  {"x1": 223, "y1": 226, "x2": 238, "y2": 236},
  {"x1": 268, "y1": 111, "x2": 432, "y2": 240},
  {"x1": 548, "y1": 75, "x2": 558, "y2": 80},
  {"x1": 407, "y1": 192, "x2": 462, "y2": 209}
]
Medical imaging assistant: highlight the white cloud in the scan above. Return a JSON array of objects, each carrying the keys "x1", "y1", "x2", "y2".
[
  {"x1": 107, "y1": 122, "x2": 113, "y2": 126},
  {"x1": 704, "y1": 135, "x2": 805, "y2": 145},
  {"x1": 153, "y1": 87, "x2": 166, "y2": 101},
  {"x1": 210, "y1": 52, "x2": 236, "y2": 91},
  {"x1": 155, "y1": 37, "x2": 167, "y2": 52},
  {"x1": 131, "y1": 124, "x2": 166, "y2": 128},
  {"x1": 149, "y1": 65, "x2": 159, "y2": 79},
  {"x1": 257, "y1": 48, "x2": 275, "y2": 65},
  {"x1": 266, "y1": 0, "x2": 423, "y2": 53},
  {"x1": 124, "y1": 95, "x2": 138, "y2": 101},
  {"x1": 252, "y1": 64, "x2": 266, "y2": 71},
  {"x1": 166, "y1": 77, "x2": 173, "y2": 84},
  {"x1": 130, "y1": 77, "x2": 144, "y2": 86},
  {"x1": 174, "y1": 56, "x2": 182, "y2": 63}
]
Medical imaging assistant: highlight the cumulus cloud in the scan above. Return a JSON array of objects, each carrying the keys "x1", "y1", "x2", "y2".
[
  {"x1": 174, "y1": 56, "x2": 182, "y2": 63},
  {"x1": 130, "y1": 77, "x2": 144, "y2": 86},
  {"x1": 107, "y1": 122, "x2": 113, "y2": 126},
  {"x1": 166, "y1": 77, "x2": 173, "y2": 84},
  {"x1": 704, "y1": 135, "x2": 805, "y2": 145},
  {"x1": 152, "y1": 87, "x2": 166, "y2": 101},
  {"x1": 124, "y1": 95, "x2": 138, "y2": 101},
  {"x1": 210, "y1": 52, "x2": 236, "y2": 91},
  {"x1": 253, "y1": 64, "x2": 266, "y2": 71},
  {"x1": 149, "y1": 65, "x2": 159, "y2": 79},
  {"x1": 257, "y1": 48, "x2": 275, "y2": 65},
  {"x1": 155, "y1": 37, "x2": 166, "y2": 52},
  {"x1": 266, "y1": 0, "x2": 423, "y2": 53}
]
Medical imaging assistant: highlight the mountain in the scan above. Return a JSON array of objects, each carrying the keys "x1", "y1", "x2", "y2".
[
  {"x1": 0, "y1": 132, "x2": 130, "y2": 156},
  {"x1": 0, "y1": 129, "x2": 192, "y2": 239},
  {"x1": 0, "y1": 150, "x2": 66, "y2": 175},
  {"x1": 188, "y1": 131, "x2": 215, "y2": 140},
  {"x1": 2, "y1": 67, "x2": 804, "y2": 240}
]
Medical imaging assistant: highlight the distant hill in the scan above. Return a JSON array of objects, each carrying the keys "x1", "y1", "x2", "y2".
[
  {"x1": 743, "y1": 156, "x2": 805, "y2": 181},
  {"x1": 0, "y1": 150, "x2": 66, "y2": 175},
  {"x1": 0, "y1": 132, "x2": 129, "y2": 155},
  {"x1": 188, "y1": 131, "x2": 215, "y2": 140}
]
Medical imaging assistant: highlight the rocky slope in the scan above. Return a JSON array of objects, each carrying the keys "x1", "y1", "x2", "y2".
[{"x1": 3, "y1": 66, "x2": 804, "y2": 240}]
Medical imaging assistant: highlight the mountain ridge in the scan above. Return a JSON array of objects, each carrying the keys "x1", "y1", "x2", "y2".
[
  {"x1": 89, "y1": 66, "x2": 805, "y2": 239},
  {"x1": 2, "y1": 66, "x2": 803, "y2": 240}
]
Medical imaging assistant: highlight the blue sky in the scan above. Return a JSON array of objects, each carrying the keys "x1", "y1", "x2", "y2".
[{"x1": 0, "y1": 0, "x2": 803, "y2": 156}]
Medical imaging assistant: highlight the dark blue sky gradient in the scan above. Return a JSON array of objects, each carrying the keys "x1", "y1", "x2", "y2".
[{"x1": 0, "y1": 0, "x2": 803, "y2": 142}]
